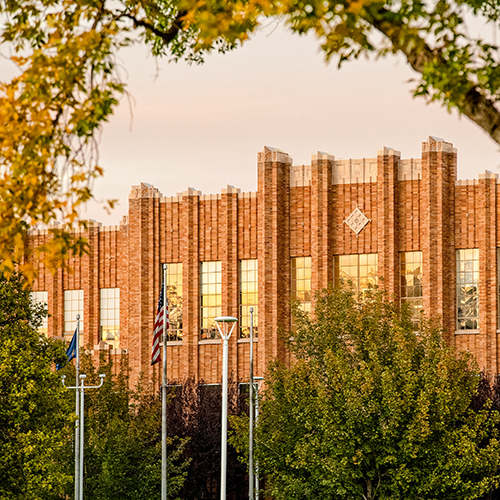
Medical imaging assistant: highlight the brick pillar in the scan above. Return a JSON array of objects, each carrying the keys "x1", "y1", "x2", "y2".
[
  {"x1": 257, "y1": 147, "x2": 291, "y2": 375},
  {"x1": 87, "y1": 222, "x2": 100, "y2": 347},
  {"x1": 421, "y1": 137, "x2": 457, "y2": 341},
  {"x1": 311, "y1": 152, "x2": 334, "y2": 292},
  {"x1": 180, "y1": 188, "x2": 201, "y2": 378},
  {"x1": 127, "y1": 183, "x2": 163, "y2": 387},
  {"x1": 478, "y1": 171, "x2": 498, "y2": 373},
  {"x1": 221, "y1": 186, "x2": 240, "y2": 376},
  {"x1": 377, "y1": 147, "x2": 400, "y2": 297}
]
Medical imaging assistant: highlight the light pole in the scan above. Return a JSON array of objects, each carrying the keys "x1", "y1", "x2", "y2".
[
  {"x1": 214, "y1": 316, "x2": 238, "y2": 500},
  {"x1": 249, "y1": 307, "x2": 255, "y2": 500},
  {"x1": 62, "y1": 373, "x2": 105, "y2": 500},
  {"x1": 253, "y1": 376, "x2": 264, "y2": 500}
]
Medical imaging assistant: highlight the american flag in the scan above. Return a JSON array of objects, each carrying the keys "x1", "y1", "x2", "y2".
[{"x1": 151, "y1": 282, "x2": 169, "y2": 366}]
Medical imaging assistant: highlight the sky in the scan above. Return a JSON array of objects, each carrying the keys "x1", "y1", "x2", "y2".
[{"x1": 71, "y1": 22, "x2": 500, "y2": 224}]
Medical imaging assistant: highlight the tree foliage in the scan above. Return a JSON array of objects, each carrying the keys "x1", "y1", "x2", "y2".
[
  {"x1": 0, "y1": 272, "x2": 73, "y2": 499},
  {"x1": 58, "y1": 351, "x2": 190, "y2": 500},
  {"x1": 166, "y1": 376, "x2": 249, "y2": 500},
  {"x1": 243, "y1": 286, "x2": 500, "y2": 500}
]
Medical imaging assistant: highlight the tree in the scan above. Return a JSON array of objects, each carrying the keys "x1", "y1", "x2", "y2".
[
  {"x1": 3, "y1": 0, "x2": 500, "y2": 279},
  {"x1": 166, "y1": 376, "x2": 249, "y2": 500},
  {"x1": 241, "y1": 286, "x2": 500, "y2": 500},
  {"x1": 0, "y1": 272, "x2": 73, "y2": 499},
  {"x1": 63, "y1": 351, "x2": 190, "y2": 500}
]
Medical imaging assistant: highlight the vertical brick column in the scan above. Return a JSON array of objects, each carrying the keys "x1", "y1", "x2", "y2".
[
  {"x1": 377, "y1": 147, "x2": 400, "y2": 296},
  {"x1": 180, "y1": 188, "x2": 201, "y2": 378},
  {"x1": 127, "y1": 183, "x2": 162, "y2": 387},
  {"x1": 311, "y1": 152, "x2": 334, "y2": 292},
  {"x1": 421, "y1": 137, "x2": 457, "y2": 341},
  {"x1": 87, "y1": 222, "x2": 100, "y2": 347},
  {"x1": 478, "y1": 172, "x2": 498, "y2": 373},
  {"x1": 257, "y1": 147, "x2": 291, "y2": 375},
  {"x1": 221, "y1": 186, "x2": 240, "y2": 376}
]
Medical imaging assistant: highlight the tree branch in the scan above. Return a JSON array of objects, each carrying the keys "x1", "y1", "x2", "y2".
[
  {"x1": 122, "y1": 10, "x2": 187, "y2": 46},
  {"x1": 371, "y1": 10, "x2": 500, "y2": 146}
]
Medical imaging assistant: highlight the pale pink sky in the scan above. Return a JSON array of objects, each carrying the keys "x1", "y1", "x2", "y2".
[{"x1": 45, "y1": 25, "x2": 500, "y2": 223}]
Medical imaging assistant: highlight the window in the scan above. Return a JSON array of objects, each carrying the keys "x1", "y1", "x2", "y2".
[
  {"x1": 457, "y1": 249, "x2": 479, "y2": 330},
  {"x1": 100, "y1": 288, "x2": 120, "y2": 349},
  {"x1": 334, "y1": 253, "x2": 378, "y2": 293},
  {"x1": 291, "y1": 257, "x2": 312, "y2": 314},
  {"x1": 64, "y1": 290, "x2": 83, "y2": 342},
  {"x1": 166, "y1": 263, "x2": 183, "y2": 341},
  {"x1": 400, "y1": 252, "x2": 423, "y2": 327},
  {"x1": 240, "y1": 259, "x2": 258, "y2": 338},
  {"x1": 31, "y1": 291, "x2": 48, "y2": 336},
  {"x1": 200, "y1": 261, "x2": 221, "y2": 339}
]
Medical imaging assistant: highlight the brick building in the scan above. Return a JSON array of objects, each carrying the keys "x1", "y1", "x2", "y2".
[{"x1": 29, "y1": 136, "x2": 499, "y2": 385}]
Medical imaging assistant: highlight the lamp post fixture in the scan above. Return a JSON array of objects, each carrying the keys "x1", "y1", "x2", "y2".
[
  {"x1": 62, "y1": 373, "x2": 105, "y2": 500},
  {"x1": 214, "y1": 316, "x2": 238, "y2": 500}
]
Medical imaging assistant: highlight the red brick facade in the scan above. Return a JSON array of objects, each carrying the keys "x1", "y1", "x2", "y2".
[{"x1": 30, "y1": 136, "x2": 500, "y2": 385}]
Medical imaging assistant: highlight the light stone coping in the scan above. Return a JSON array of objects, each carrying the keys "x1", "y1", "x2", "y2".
[
  {"x1": 221, "y1": 185, "x2": 240, "y2": 195},
  {"x1": 290, "y1": 164, "x2": 312, "y2": 187},
  {"x1": 421, "y1": 136, "x2": 457, "y2": 154},
  {"x1": 311, "y1": 151, "x2": 335, "y2": 162},
  {"x1": 399, "y1": 158, "x2": 422, "y2": 181},
  {"x1": 238, "y1": 191, "x2": 258, "y2": 199},
  {"x1": 200, "y1": 193, "x2": 221, "y2": 202},
  {"x1": 479, "y1": 170, "x2": 499, "y2": 180},
  {"x1": 98, "y1": 225, "x2": 120, "y2": 232},
  {"x1": 377, "y1": 146, "x2": 401, "y2": 157},
  {"x1": 129, "y1": 182, "x2": 163, "y2": 199},
  {"x1": 455, "y1": 179, "x2": 479, "y2": 186},
  {"x1": 258, "y1": 146, "x2": 293, "y2": 165},
  {"x1": 332, "y1": 158, "x2": 377, "y2": 184}
]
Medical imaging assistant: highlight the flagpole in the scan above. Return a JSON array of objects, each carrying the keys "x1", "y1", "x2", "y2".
[
  {"x1": 162, "y1": 264, "x2": 168, "y2": 500},
  {"x1": 75, "y1": 315, "x2": 80, "y2": 500}
]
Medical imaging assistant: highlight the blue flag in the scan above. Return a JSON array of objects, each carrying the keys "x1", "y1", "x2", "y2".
[{"x1": 56, "y1": 328, "x2": 78, "y2": 370}]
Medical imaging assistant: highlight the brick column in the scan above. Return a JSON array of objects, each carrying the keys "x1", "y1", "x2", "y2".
[
  {"x1": 180, "y1": 188, "x2": 201, "y2": 378},
  {"x1": 311, "y1": 152, "x2": 334, "y2": 292},
  {"x1": 257, "y1": 147, "x2": 291, "y2": 375},
  {"x1": 478, "y1": 171, "x2": 498, "y2": 373},
  {"x1": 377, "y1": 147, "x2": 400, "y2": 297},
  {"x1": 221, "y1": 186, "x2": 240, "y2": 376},
  {"x1": 127, "y1": 183, "x2": 162, "y2": 387},
  {"x1": 87, "y1": 221, "x2": 100, "y2": 347},
  {"x1": 421, "y1": 137, "x2": 457, "y2": 341}
]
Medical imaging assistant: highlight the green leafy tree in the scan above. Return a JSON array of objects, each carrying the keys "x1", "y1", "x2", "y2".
[
  {"x1": 237, "y1": 286, "x2": 500, "y2": 500},
  {"x1": 65, "y1": 351, "x2": 190, "y2": 500},
  {"x1": 0, "y1": 272, "x2": 73, "y2": 500},
  {"x1": 3, "y1": 0, "x2": 500, "y2": 278}
]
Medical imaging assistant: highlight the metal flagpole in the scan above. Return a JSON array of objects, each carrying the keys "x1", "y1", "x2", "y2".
[
  {"x1": 248, "y1": 307, "x2": 254, "y2": 500},
  {"x1": 162, "y1": 264, "x2": 168, "y2": 500},
  {"x1": 75, "y1": 315, "x2": 80, "y2": 500}
]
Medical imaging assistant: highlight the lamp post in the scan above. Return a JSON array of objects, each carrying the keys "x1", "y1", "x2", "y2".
[
  {"x1": 62, "y1": 373, "x2": 105, "y2": 500},
  {"x1": 214, "y1": 316, "x2": 238, "y2": 500},
  {"x1": 249, "y1": 307, "x2": 254, "y2": 500}
]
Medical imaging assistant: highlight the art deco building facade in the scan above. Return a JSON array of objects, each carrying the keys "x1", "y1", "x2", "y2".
[{"x1": 29, "y1": 136, "x2": 500, "y2": 386}]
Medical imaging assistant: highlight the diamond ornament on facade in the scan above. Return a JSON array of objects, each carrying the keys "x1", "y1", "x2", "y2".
[{"x1": 344, "y1": 207, "x2": 370, "y2": 236}]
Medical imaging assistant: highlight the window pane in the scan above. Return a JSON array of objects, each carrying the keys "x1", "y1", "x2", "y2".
[
  {"x1": 457, "y1": 249, "x2": 479, "y2": 330},
  {"x1": 201, "y1": 261, "x2": 222, "y2": 339}
]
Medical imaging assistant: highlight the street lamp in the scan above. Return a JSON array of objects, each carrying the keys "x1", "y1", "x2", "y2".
[
  {"x1": 62, "y1": 373, "x2": 105, "y2": 500},
  {"x1": 214, "y1": 316, "x2": 238, "y2": 500}
]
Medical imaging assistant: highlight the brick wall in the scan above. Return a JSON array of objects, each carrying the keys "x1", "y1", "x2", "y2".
[{"x1": 29, "y1": 136, "x2": 500, "y2": 386}]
